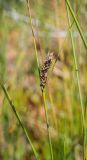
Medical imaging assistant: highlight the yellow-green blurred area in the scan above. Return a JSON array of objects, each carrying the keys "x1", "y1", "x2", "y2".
[{"x1": 0, "y1": 0, "x2": 87, "y2": 160}]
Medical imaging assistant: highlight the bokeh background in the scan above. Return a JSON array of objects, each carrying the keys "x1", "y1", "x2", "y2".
[{"x1": 0, "y1": 0, "x2": 87, "y2": 160}]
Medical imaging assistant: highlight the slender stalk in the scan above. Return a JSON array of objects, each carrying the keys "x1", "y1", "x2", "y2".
[
  {"x1": 42, "y1": 90, "x2": 54, "y2": 160},
  {"x1": 26, "y1": 0, "x2": 40, "y2": 74},
  {"x1": 65, "y1": 4, "x2": 85, "y2": 160},
  {"x1": 0, "y1": 82, "x2": 40, "y2": 160},
  {"x1": 26, "y1": 1, "x2": 54, "y2": 159},
  {"x1": 65, "y1": 0, "x2": 87, "y2": 50}
]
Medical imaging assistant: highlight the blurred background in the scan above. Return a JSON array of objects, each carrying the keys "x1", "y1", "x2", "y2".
[{"x1": 0, "y1": 0, "x2": 87, "y2": 160}]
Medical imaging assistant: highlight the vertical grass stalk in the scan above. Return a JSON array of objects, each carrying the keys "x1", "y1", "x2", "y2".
[
  {"x1": 65, "y1": 0, "x2": 87, "y2": 50},
  {"x1": 26, "y1": 1, "x2": 54, "y2": 160},
  {"x1": 65, "y1": 4, "x2": 85, "y2": 160},
  {"x1": 0, "y1": 82, "x2": 40, "y2": 160},
  {"x1": 42, "y1": 91, "x2": 54, "y2": 160},
  {"x1": 26, "y1": 0, "x2": 40, "y2": 73}
]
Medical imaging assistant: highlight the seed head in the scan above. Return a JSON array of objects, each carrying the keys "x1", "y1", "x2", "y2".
[{"x1": 40, "y1": 52, "x2": 54, "y2": 92}]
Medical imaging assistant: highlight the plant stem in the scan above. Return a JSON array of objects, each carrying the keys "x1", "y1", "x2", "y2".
[
  {"x1": 26, "y1": 1, "x2": 54, "y2": 159},
  {"x1": 65, "y1": 4, "x2": 85, "y2": 160},
  {"x1": 26, "y1": 0, "x2": 40, "y2": 74},
  {"x1": 65, "y1": 0, "x2": 87, "y2": 50},
  {"x1": 0, "y1": 82, "x2": 40, "y2": 160},
  {"x1": 42, "y1": 90, "x2": 54, "y2": 160}
]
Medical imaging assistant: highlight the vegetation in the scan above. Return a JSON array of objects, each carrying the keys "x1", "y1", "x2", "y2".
[{"x1": 0, "y1": 0, "x2": 87, "y2": 160}]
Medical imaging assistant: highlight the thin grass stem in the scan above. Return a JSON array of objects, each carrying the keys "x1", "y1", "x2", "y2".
[
  {"x1": 42, "y1": 90, "x2": 54, "y2": 160},
  {"x1": 65, "y1": 4, "x2": 85, "y2": 160},
  {"x1": 26, "y1": 1, "x2": 54, "y2": 160},
  {"x1": 26, "y1": 0, "x2": 40, "y2": 74},
  {"x1": 0, "y1": 82, "x2": 40, "y2": 160},
  {"x1": 65, "y1": 0, "x2": 87, "y2": 50}
]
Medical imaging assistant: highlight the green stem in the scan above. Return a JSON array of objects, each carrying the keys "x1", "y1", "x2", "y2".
[
  {"x1": 42, "y1": 91, "x2": 54, "y2": 160},
  {"x1": 65, "y1": 4, "x2": 85, "y2": 160},
  {"x1": 26, "y1": 0, "x2": 40, "y2": 74},
  {"x1": 65, "y1": 0, "x2": 87, "y2": 50},
  {"x1": 0, "y1": 83, "x2": 40, "y2": 160},
  {"x1": 26, "y1": 1, "x2": 54, "y2": 159}
]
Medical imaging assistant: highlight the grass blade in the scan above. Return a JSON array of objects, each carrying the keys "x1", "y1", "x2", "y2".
[
  {"x1": 65, "y1": 3, "x2": 85, "y2": 159},
  {"x1": 65, "y1": 0, "x2": 87, "y2": 50},
  {"x1": 0, "y1": 82, "x2": 40, "y2": 160}
]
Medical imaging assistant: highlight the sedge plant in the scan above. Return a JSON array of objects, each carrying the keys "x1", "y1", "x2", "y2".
[{"x1": 26, "y1": 0, "x2": 54, "y2": 160}]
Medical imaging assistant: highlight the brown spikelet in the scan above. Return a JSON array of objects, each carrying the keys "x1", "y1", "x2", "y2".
[{"x1": 40, "y1": 52, "x2": 54, "y2": 92}]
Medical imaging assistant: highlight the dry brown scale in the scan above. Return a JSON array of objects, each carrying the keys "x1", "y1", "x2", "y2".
[{"x1": 40, "y1": 52, "x2": 54, "y2": 92}]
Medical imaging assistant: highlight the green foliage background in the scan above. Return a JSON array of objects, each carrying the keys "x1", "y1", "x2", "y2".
[{"x1": 0, "y1": 0, "x2": 87, "y2": 160}]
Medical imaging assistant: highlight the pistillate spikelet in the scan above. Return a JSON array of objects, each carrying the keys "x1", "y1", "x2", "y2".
[{"x1": 40, "y1": 52, "x2": 54, "y2": 92}]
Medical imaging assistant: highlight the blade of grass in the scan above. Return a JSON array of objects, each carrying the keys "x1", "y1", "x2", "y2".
[
  {"x1": 0, "y1": 82, "x2": 40, "y2": 160},
  {"x1": 26, "y1": 1, "x2": 54, "y2": 160},
  {"x1": 65, "y1": 0, "x2": 87, "y2": 50},
  {"x1": 65, "y1": 3, "x2": 85, "y2": 160}
]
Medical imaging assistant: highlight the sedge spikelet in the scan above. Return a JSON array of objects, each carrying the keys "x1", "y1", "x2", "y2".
[{"x1": 40, "y1": 52, "x2": 54, "y2": 92}]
